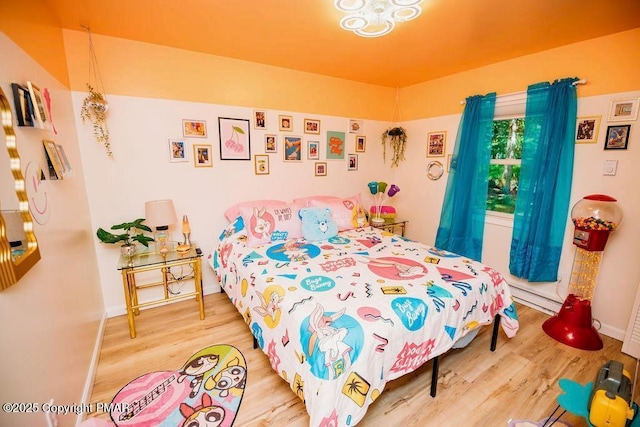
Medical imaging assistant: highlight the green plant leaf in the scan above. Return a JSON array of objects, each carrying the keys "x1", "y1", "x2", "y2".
[
  {"x1": 96, "y1": 228, "x2": 129, "y2": 244},
  {"x1": 132, "y1": 235, "x2": 155, "y2": 247}
]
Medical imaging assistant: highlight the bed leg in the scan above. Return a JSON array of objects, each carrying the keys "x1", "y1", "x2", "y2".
[
  {"x1": 490, "y1": 314, "x2": 501, "y2": 352},
  {"x1": 430, "y1": 356, "x2": 439, "y2": 397}
]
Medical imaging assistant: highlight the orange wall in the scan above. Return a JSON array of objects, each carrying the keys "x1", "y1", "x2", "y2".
[
  {"x1": 400, "y1": 28, "x2": 640, "y2": 120},
  {"x1": 62, "y1": 30, "x2": 397, "y2": 121},
  {"x1": 0, "y1": 0, "x2": 69, "y2": 87}
]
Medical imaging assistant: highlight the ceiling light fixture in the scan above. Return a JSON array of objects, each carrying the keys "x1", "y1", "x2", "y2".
[{"x1": 335, "y1": 0, "x2": 423, "y2": 38}]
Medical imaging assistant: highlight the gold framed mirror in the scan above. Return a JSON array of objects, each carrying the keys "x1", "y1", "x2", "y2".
[{"x1": 0, "y1": 86, "x2": 40, "y2": 290}]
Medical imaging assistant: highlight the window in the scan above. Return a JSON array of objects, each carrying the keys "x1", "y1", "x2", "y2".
[{"x1": 487, "y1": 118, "x2": 524, "y2": 214}]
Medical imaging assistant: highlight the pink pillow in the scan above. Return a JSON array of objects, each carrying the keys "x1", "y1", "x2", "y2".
[
  {"x1": 310, "y1": 194, "x2": 369, "y2": 231},
  {"x1": 239, "y1": 202, "x2": 304, "y2": 247},
  {"x1": 293, "y1": 195, "x2": 339, "y2": 207},
  {"x1": 224, "y1": 199, "x2": 285, "y2": 222}
]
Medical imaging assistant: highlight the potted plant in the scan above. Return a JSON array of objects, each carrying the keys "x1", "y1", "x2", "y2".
[
  {"x1": 96, "y1": 218, "x2": 154, "y2": 256},
  {"x1": 381, "y1": 126, "x2": 408, "y2": 168},
  {"x1": 80, "y1": 83, "x2": 112, "y2": 157}
]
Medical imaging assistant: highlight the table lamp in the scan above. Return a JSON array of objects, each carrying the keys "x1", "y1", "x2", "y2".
[
  {"x1": 367, "y1": 182, "x2": 400, "y2": 224},
  {"x1": 176, "y1": 215, "x2": 192, "y2": 253},
  {"x1": 144, "y1": 199, "x2": 178, "y2": 254}
]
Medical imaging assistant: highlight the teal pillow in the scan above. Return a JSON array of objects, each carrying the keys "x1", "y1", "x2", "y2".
[{"x1": 299, "y1": 207, "x2": 338, "y2": 241}]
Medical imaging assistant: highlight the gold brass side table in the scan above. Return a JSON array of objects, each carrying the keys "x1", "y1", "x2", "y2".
[
  {"x1": 117, "y1": 243, "x2": 204, "y2": 338},
  {"x1": 370, "y1": 218, "x2": 408, "y2": 237}
]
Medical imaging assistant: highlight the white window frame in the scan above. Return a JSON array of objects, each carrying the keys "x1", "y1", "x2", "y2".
[{"x1": 485, "y1": 93, "x2": 527, "y2": 226}]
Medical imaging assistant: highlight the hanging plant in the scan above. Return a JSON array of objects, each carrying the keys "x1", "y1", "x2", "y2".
[
  {"x1": 381, "y1": 126, "x2": 407, "y2": 167},
  {"x1": 80, "y1": 83, "x2": 111, "y2": 157}
]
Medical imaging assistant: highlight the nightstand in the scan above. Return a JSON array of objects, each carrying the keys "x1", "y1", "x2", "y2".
[
  {"x1": 117, "y1": 243, "x2": 205, "y2": 338},
  {"x1": 370, "y1": 218, "x2": 408, "y2": 237}
]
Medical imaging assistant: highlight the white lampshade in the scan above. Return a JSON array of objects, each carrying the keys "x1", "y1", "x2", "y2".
[
  {"x1": 1, "y1": 210, "x2": 26, "y2": 246},
  {"x1": 144, "y1": 200, "x2": 178, "y2": 229}
]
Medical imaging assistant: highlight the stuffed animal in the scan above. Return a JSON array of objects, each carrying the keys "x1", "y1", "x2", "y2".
[{"x1": 299, "y1": 207, "x2": 338, "y2": 241}]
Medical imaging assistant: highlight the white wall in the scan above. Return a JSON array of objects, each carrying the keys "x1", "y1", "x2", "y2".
[
  {"x1": 0, "y1": 33, "x2": 104, "y2": 427},
  {"x1": 74, "y1": 93, "x2": 398, "y2": 316},
  {"x1": 394, "y1": 90, "x2": 640, "y2": 340}
]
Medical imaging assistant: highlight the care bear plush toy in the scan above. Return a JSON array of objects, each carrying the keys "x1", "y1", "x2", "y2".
[{"x1": 299, "y1": 207, "x2": 338, "y2": 241}]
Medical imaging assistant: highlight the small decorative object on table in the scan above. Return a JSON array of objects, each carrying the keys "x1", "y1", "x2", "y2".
[
  {"x1": 176, "y1": 215, "x2": 192, "y2": 253},
  {"x1": 367, "y1": 181, "x2": 400, "y2": 224},
  {"x1": 145, "y1": 200, "x2": 178, "y2": 255}
]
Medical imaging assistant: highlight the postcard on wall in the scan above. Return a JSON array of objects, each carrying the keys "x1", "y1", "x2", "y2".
[
  {"x1": 326, "y1": 131, "x2": 345, "y2": 160},
  {"x1": 604, "y1": 125, "x2": 630, "y2": 150},
  {"x1": 608, "y1": 98, "x2": 639, "y2": 122},
  {"x1": 56, "y1": 144, "x2": 73, "y2": 176},
  {"x1": 42, "y1": 140, "x2": 64, "y2": 180},
  {"x1": 265, "y1": 134, "x2": 277, "y2": 153},
  {"x1": 575, "y1": 116, "x2": 600, "y2": 144},
  {"x1": 307, "y1": 140, "x2": 320, "y2": 160},
  {"x1": 304, "y1": 118, "x2": 320, "y2": 135},
  {"x1": 283, "y1": 135, "x2": 302, "y2": 162},
  {"x1": 182, "y1": 119, "x2": 207, "y2": 137},
  {"x1": 315, "y1": 162, "x2": 327, "y2": 176},
  {"x1": 254, "y1": 154, "x2": 270, "y2": 175},
  {"x1": 347, "y1": 154, "x2": 358, "y2": 171},
  {"x1": 427, "y1": 131, "x2": 446, "y2": 157},
  {"x1": 169, "y1": 139, "x2": 189, "y2": 162},
  {"x1": 218, "y1": 117, "x2": 251, "y2": 160},
  {"x1": 254, "y1": 110, "x2": 267, "y2": 130},
  {"x1": 193, "y1": 143, "x2": 213, "y2": 167},
  {"x1": 279, "y1": 115, "x2": 293, "y2": 132},
  {"x1": 349, "y1": 119, "x2": 363, "y2": 134},
  {"x1": 355, "y1": 135, "x2": 366, "y2": 153},
  {"x1": 27, "y1": 81, "x2": 49, "y2": 129},
  {"x1": 11, "y1": 83, "x2": 34, "y2": 127}
]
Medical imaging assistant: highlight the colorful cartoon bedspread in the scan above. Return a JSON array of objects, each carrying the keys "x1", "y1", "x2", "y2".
[{"x1": 211, "y1": 219, "x2": 519, "y2": 426}]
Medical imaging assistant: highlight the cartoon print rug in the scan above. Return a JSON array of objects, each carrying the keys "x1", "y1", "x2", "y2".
[{"x1": 108, "y1": 344, "x2": 246, "y2": 427}]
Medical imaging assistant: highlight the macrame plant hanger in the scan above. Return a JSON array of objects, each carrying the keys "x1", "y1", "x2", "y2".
[
  {"x1": 382, "y1": 87, "x2": 407, "y2": 167},
  {"x1": 80, "y1": 25, "x2": 112, "y2": 157}
]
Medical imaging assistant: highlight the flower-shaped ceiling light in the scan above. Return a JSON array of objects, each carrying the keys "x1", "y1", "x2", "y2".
[{"x1": 335, "y1": 0, "x2": 423, "y2": 38}]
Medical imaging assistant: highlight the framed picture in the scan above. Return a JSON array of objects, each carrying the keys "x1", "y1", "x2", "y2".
[
  {"x1": 56, "y1": 144, "x2": 72, "y2": 175},
  {"x1": 427, "y1": 131, "x2": 446, "y2": 157},
  {"x1": 253, "y1": 110, "x2": 267, "y2": 130},
  {"x1": 265, "y1": 134, "x2": 277, "y2": 153},
  {"x1": 347, "y1": 154, "x2": 358, "y2": 171},
  {"x1": 283, "y1": 135, "x2": 302, "y2": 162},
  {"x1": 254, "y1": 154, "x2": 270, "y2": 175},
  {"x1": 218, "y1": 117, "x2": 251, "y2": 160},
  {"x1": 608, "y1": 98, "x2": 639, "y2": 122},
  {"x1": 326, "y1": 131, "x2": 345, "y2": 160},
  {"x1": 11, "y1": 83, "x2": 34, "y2": 127},
  {"x1": 304, "y1": 118, "x2": 320, "y2": 135},
  {"x1": 349, "y1": 119, "x2": 363, "y2": 134},
  {"x1": 307, "y1": 140, "x2": 320, "y2": 160},
  {"x1": 575, "y1": 116, "x2": 601, "y2": 144},
  {"x1": 604, "y1": 125, "x2": 630, "y2": 150},
  {"x1": 182, "y1": 119, "x2": 207, "y2": 138},
  {"x1": 27, "y1": 81, "x2": 49, "y2": 128},
  {"x1": 355, "y1": 135, "x2": 366, "y2": 152},
  {"x1": 315, "y1": 162, "x2": 327, "y2": 176},
  {"x1": 42, "y1": 140, "x2": 64, "y2": 180},
  {"x1": 279, "y1": 115, "x2": 293, "y2": 132},
  {"x1": 193, "y1": 144, "x2": 213, "y2": 167},
  {"x1": 168, "y1": 139, "x2": 188, "y2": 162}
]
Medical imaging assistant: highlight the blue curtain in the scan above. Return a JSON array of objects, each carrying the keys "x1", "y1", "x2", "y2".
[
  {"x1": 509, "y1": 78, "x2": 578, "y2": 281},
  {"x1": 435, "y1": 93, "x2": 496, "y2": 261}
]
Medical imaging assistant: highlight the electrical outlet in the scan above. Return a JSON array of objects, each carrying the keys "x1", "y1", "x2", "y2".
[{"x1": 44, "y1": 398, "x2": 59, "y2": 427}]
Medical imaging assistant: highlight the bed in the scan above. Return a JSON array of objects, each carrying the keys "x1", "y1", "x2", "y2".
[{"x1": 210, "y1": 199, "x2": 519, "y2": 426}]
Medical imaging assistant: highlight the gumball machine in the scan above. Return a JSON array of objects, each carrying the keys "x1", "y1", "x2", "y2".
[{"x1": 542, "y1": 194, "x2": 623, "y2": 350}]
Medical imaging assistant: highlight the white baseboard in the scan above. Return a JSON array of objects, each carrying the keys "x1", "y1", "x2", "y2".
[{"x1": 76, "y1": 311, "x2": 108, "y2": 425}]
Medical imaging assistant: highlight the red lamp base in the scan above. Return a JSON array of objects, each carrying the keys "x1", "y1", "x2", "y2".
[{"x1": 542, "y1": 294, "x2": 603, "y2": 351}]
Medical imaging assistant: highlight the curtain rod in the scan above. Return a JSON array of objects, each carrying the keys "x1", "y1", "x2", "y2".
[{"x1": 459, "y1": 79, "x2": 587, "y2": 105}]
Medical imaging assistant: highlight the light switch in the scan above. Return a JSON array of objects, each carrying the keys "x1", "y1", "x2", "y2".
[{"x1": 603, "y1": 160, "x2": 618, "y2": 176}]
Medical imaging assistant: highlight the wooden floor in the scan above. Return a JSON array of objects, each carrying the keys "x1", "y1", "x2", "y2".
[{"x1": 88, "y1": 292, "x2": 638, "y2": 426}]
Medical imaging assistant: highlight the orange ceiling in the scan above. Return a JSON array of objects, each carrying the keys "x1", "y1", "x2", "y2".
[{"x1": 42, "y1": 0, "x2": 640, "y2": 88}]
